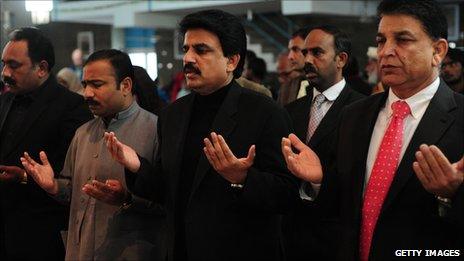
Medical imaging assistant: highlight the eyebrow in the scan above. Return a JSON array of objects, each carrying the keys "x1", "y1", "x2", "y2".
[
  {"x1": 81, "y1": 79, "x2": 105, "y2": 85},
  {"x1": 184, "y1": 43, "x2": 213, "y2": 50},
  {"x1": 376, "y1": 30, "x2": 415, "y2": 38}
]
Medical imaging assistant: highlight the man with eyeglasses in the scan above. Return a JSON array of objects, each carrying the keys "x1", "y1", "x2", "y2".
[{"x1": 441, "y1": 48, "x2": 463, "y2": 94}]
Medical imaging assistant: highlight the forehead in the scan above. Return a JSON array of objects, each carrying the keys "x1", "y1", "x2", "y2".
[
  {"x1": 289, "y1": 36, "x2": 305, "y2": 48},
  {"x1": 184, "y1": 28, "x2": 222, "y2": 48},
  {"x1": 378, "y1": 14, "x2": 427, "y2": 37},
  {"x1": 83, "y1": 60, "x2": 116, "y2": 80},
  {"x1": 305, "y1": 29, "x2": 334, "y2": 49},
  {"x1": 2, "y1": 40, "x2": 29, "y2": 60}
]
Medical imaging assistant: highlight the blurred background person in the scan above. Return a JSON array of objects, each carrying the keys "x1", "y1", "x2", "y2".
[
  {"x1": 364, "y1": 46, "x2": 385, "y2": 95},
  {"x1": 243, "y1": 56, "x2": 267, "y2": 85},
  {"x1": 276, "y1": 50, "x2": 292, "y2": 87},
  {"x1": 70, "y1": 48, "x2": 84, "y2": 80},
  {"x1": 278, "y1": 27, "x2": 310, "y2": 105},
  {"x1": 343, "y1": 56, "x2": 372, "y2": 96},
  {"x1": 57, "y1": 67, "x2": 84, "y2": 95},
  {"x1": 133, "y1": 65, "x2": 166, "y2": 115},
  {"x1": 441, "y1": 48, "x2": 464, "y2": 94}
]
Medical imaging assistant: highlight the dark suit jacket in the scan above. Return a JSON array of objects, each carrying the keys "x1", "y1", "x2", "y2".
[
  {"x1": 328, "y1": 80, "x2": 463, "y2": 260},
  {"x1": 127, "y1": 82, "x2": 299, "y2": 261},
  {"x1": 0, "y1": 76, "x2": 92, "y2": 260},
  {"x1": 283, "y1": 84, "x2": 365, "y2": 260}
]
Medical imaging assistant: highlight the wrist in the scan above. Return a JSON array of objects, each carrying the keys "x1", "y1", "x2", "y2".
[
  {"x1": 127, "y1": 159, "x2": 141, "y2": 173},
  {"x1": 48, "y1": 179, "x2": 59, "y2": 195}
]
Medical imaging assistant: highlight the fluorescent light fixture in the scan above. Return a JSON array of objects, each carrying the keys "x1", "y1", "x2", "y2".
[
  {"x1": 25, "y1": 1, "x2": 53, "y2": 24},
  {"x1": 25, "y1": 1, "x2": 53, "y2": 12}
]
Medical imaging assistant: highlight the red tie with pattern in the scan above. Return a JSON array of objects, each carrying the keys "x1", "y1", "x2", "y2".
[{"x1": 359, "y1": 100, "x2": 411, "y2": 261}]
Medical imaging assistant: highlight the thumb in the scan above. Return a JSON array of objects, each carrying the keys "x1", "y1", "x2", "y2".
[
  {"x1": 457, "y1": 156, "x2": 464, "y2": 171},
  {"x1": 245, "y1": 145, "x2": 256, "y2": 166},
  {"x1": 39, "y1": 151, "x2": 50, "y2": 166}
]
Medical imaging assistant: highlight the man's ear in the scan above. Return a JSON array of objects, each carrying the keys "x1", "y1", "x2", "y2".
[
  {"x1": 226, "y1": 54, "x2": 240, "y2": 73},
  {"x1": 432, "y1": 38, "x2": 448, "y2": 67},
  {"x1": 336, "y1": 52, "x2": 348, "y2": 70},
  {"x1": 36, "y1": 60, "x2": 49, "y2": 78},
  {"x1": 119, "y1": 77, "x2": 133, "y2": 96}
]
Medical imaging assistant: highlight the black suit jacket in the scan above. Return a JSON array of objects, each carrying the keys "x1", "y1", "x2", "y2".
[
  {"x1": 328, "y1": 80, "x2": 463, "y2": 260},
  {"x1": 127, "y1": 82, "x2": 299, "y2": 261},
  {"x1": 0, "y1": 77, "x2": 92, "y2": 260},
  {"x1": 283, "y1": 84, "x2": 365, "y2": 260}
]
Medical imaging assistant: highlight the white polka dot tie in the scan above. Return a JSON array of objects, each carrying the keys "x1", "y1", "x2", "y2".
[
  {"x1": 306, "y1": 94, "x2": 326, "y2": 144},
  {"x1": 359, "y1": 100, "x2": 410, "y2": 261}
]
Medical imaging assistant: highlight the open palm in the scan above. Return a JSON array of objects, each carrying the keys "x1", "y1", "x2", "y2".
[
  {"x1": 282, "y1": 134, "x2": 323, "y2": 183},
  {"x1": 21, "y1": 151, "x2": 57, "y2": 194}
]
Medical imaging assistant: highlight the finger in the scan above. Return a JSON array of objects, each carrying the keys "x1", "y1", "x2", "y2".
[
  {"x1": 92, "y1": 180, "x2": 114, "y2": 194},
  {"x1": 105, "y1": 179, "x2": 121, "y2": 187},
  {"x1": 203, "y1": 147, "x2": 217, "y2": 168},
  {"x1": 211, "y1": 132, "x2": 227, "y2": 162},
  {"x1": 457, "y1": 156, "x2": 464, "y2": 171},
  {"x1": 419, "y1": 145, "x2": 444, "y2": 181},
  {"x1": 23, "y1": 152, "x2": 38, "y2": 166},
  {"x1": 429, "y1": 145, "x2": 454, "y2": 179},
  {"x1": 217, "y1": 135, "x2": 236, "y2": 161},
  {"x1": 415, "y1": 150, "x2": 436, "y2": 184},
  {"x1": 282, "y1": 138, "x2": 295, "y2": 161},
  {"x1": 413, "y1": 161, "x2": 430, "y2": 186},
  {"x1": 20, "y1": 157, "x2": 33, "y2": 172},
  {"x1": 204, "y1": 138, "x2": 220, "y2": 167},
  {"x1": 82, "y1": 184, "x2": 108, "y2": 201},
  {"x1": 39, "y1": 151, "x2": 50, "y2": 166},
  {"x1": 286, "y1": 154, "x2": 301, "y2": 177},
  {"x1": 244, "y1": 145, "x2": 256, "y2": 166},
  {"x1": 288, "y1": 133, "x2": 308, "y2": 152}
]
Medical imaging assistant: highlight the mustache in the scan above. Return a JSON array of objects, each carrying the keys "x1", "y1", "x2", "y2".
[
  {"x1": 2, "y1": 76, "x2": 16, "y2": 86},
  {"x1": 85, "y1": 99, "x2": 100, "y2": 106},
  {"x1": 303, "y1": 63, "x2": 317, "y2": 75},
  {"x1": 183, "y1": 63, "x2": 201, "y2": 75}
]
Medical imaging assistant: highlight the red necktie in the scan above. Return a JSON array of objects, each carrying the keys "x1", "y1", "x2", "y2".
[{"x1": 359, "y1": 100, "x2": 411, "y2": 261}]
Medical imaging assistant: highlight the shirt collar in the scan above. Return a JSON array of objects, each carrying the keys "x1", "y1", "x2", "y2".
[
  {"x1": 102, "y1": 101, "x2": 139, "y2": 127},
  {"x1": 312, "y1": 78, "x2": 346, "y2": 102},
  {"x1": 386, "y1": 77, "x2": 440, "y2": 119}
]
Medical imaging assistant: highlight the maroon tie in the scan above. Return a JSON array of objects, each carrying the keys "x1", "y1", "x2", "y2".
[{"x1": 359, "y1": 100, "x2": 411, "y2": 261}]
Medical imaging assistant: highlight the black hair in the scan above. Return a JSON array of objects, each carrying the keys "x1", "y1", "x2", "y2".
[
  {"x1": 133, "y1": 66, "x2": 165, "y2": 115},
  {"x1": 84, "y1": 49, "x2": 135, "y2": 93},
  {"x1": 246, "y1": 50, "x2": 257, "y2": 61},
  {"x1": 9, "y1": 27, "x2": 55, "y2": 72},
  {"x1": 291, "y1": 27, "x2": 311, "y2": 40},
  {"x1": 446, "y1": 48, "x2": 464, "y2": 65},
  {"x1": 377, "y1": 0, "x2": 448, "y2": 40},
  {"x1": 248, "y1": 57, "x2": 267, "y2": 81},
  {"x1": 311, "y1": 25, "x2": 352, "y2": 59},
  {"x1": 179, "y1": 9, "x2": 247, "y2": 78}
]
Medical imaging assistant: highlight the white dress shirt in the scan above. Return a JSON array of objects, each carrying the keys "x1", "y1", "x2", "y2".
[
  {"x1": 310, "y1": 78, "x2": 346, "y2": 115},
  {"x1": 364, "y1": 77, "x2": 440, "y2": 190}
]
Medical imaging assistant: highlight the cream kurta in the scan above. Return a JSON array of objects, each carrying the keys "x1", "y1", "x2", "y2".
[{"x1": 54, "y1": 102, "x2": 165, "y2": 260}]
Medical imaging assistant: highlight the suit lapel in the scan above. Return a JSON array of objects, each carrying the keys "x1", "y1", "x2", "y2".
[
  {"x1": 294, "y1": 94, "x2": 312, "y2": 141},
  {"x1": 382, "y1": 82, "x2": 456, "y2": 212},
  {"x1": 309, "y1": 86, "x2": 352, "y2": 148},
  {"x1": 168, "y1": 94, "x2": 195, "y2": 201},
  {"x1": 188, "y1": 83, "x2": 240, "y2": 203},
  {"x1": 0, "y1": 94, "x2": 14, "y2": 133}
]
